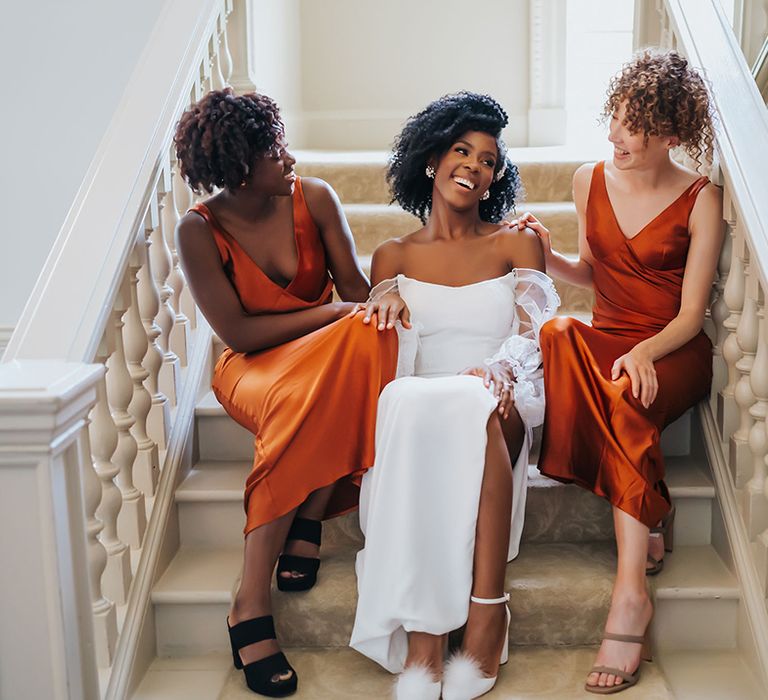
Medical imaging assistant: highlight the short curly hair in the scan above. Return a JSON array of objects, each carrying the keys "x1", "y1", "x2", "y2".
[
  {"x1": 174, "y1": 88, "x2": 285, "y2": 194},
  {"x1": 388, "y1": 92, "x2": 523, "y2": 224},
  {"x1": 603, "y1": 49, "x2": 715, "y2": 166}
]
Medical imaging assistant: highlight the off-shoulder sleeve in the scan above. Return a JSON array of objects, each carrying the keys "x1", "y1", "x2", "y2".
[
  {"x1": 486, "y1": 269, "x2": 560, "y2": 428},
  {"x1": 367, "y1": 276, "x2": 420, "y2": 378}
]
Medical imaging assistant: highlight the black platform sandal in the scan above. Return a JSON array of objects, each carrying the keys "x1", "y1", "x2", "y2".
[
  {"x1": 276, "y1": 517, "x2": 322, "y2": 592},
  {"x1": 227, "y1": 615, "x2": 297, "y2": 697}
]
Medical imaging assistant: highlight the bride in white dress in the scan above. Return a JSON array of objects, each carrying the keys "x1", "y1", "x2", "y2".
[{"x1": 348, "y1": 93, "x2": 559, "y2": 700}]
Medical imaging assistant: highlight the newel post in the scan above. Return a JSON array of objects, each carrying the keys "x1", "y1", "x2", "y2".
[{"x1": 0, "y1": 361, "x2": 103, "y2": 700}]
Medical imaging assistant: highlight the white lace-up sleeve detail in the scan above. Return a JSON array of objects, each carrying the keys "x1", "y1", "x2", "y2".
[{"x1": 486, "y1": 268, "x2": 560, "y2": 428}]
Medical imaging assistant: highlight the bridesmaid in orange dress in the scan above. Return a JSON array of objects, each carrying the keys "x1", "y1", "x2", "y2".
[
  {"x1": 174, "y1": 89, "x2": 398, "y2": 697},
  {"x1": 516, "y1": 51, "x2": 723, "y2": 694}
]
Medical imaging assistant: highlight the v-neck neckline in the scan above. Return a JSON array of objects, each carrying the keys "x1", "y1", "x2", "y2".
[
  {"x1": 200, "y1": 195, "x2": 301, "y2": 292},
  {"x1": 600, "y1": 163, "x2": 705, "y2": 243}
]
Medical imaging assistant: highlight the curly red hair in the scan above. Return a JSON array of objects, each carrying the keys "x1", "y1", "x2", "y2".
[{"x1": 603, "y1": 49, "x2": 715, "y2": 165}]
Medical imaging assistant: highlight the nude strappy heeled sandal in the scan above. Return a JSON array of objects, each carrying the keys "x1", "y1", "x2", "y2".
[
  {"x1": 585, "y1": 631, "x2": 653, "y2": 695},
  {"x1": 646, "y1": 505, "x2": 675, "y2": 576}
]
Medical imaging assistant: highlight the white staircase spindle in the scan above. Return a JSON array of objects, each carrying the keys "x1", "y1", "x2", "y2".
[
  {"x1": 165, "y1": 156, "x2": 192, "y2": 362},
  {"x1": 150, "y1": 180, "x2": 182, "y2": 406},
  {"x1": 719, "y1": 215, "x2": 746, "y2": 442},
  {"x1": 210, "y1": 32, "x2": 226, "y2": 91},
  {"x1": 91, "y1": 326, "x2": 131, "y2": 605},
  {"x1": 747, "y1": 290, "x2": 768, "y2": 539},
  {"x1": 172, "y1": 155, "x2": 199, "y2": 328},
  {"x1": 79, "y1": 423, "x2": 117, "y2": 668},
  {"x1": 219, "y1": 10, "x2": 233, "y2": 84},
  {"x1": 732, "y1": 253, "x2": 759, "y2": 488},
  {"x1": 200, "y1": 54, "x2": 212, "y2": 95},
  {"x1": 106, "y1": 278, "x2": 147, "y2": 549},
  {"x1": 710, "y1": 225, "x2": 732, "y2": 403},
  {"x1": 124, "y1": 243, "x2": 161, "y2": 498}
]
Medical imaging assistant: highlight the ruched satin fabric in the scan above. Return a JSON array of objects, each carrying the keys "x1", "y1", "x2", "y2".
[
  {"x1": 537, "y1": 161, "x2": 712, "y2": 528},
  {"x1": 191, "y1": 178, "x2": 398, "y2": 535}
]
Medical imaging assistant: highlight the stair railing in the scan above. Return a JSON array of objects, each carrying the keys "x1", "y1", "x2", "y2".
[
  {"x1": 657, "y1": 0, "x2": 768, "y2": 687},
  {"x1": 0, "y1": 1, "x2": 243, "y2": 698}
]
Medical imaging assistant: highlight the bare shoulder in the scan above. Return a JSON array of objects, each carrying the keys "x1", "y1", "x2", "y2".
[
  {"x1": 300, "y1": 176, "x2": 336, "y2": 201},
  {"x1": 371, "y1": 237, "x2": 409, "y2": 281},
  {"x1": 176, "y1": 210, "x2": 211, "y2": 243},
  {"x1": 373, "y1": 236, "x2": 407, "y2": 263},
  {"x1": 690, "y1": 181, "x2": 723, "y2": 228},
  {"x1": 496, "y1": 224, "x2": 545, "y2": 270},
  {"x1": 572, "y1": 162, "x2": 597, "y2": 209}
]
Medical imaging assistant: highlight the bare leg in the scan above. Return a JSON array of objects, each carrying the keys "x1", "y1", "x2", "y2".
[
  {"x1": 278, "y1": 482, "x2": 336, "y2": 580},
  {"x1": 462, "y1": 410, "x2": 524, "y2": 676},
  {"x1": 587, "y1": 507, "x2": 654, "y2": 689},
  {"x1": 229, "y1": 509, "x2": 297, "y2": 680},
  {"x1": 405, "y1": 631, "x2": 448, "y2": 677}
]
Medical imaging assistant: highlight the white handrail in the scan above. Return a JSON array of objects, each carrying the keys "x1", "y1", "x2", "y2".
[
  {"x1": 4, "y1": 0, "x2": 221, "y2": 364},
  {"x1": 666, "y1": 0, "x2": 768, "y2": 291}
]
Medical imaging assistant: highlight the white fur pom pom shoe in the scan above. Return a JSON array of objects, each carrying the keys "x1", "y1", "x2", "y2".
[
  {"x1": 442, "y1": 593, "x2": 511, "y2": 700},
  {"x1": 393, "y1": 664, "x2": 441, "y2": 700}
]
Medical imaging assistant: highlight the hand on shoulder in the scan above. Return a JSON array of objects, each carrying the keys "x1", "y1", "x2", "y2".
[{"x1": 496, "y1": 220, "x2": 545, "y2": 272}]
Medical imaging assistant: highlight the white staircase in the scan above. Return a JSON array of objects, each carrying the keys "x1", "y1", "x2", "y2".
[{"x1": 135, "y1": 152, "x2": 763, "y2": 699}]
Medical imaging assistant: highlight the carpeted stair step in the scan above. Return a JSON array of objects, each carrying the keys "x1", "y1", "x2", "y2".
[
  {"x1": 175, "y1": 454, "x2": 714, "y2": 550},
  {"x1": 294, "y1": 148, "x2": 591, "y2": 204},
  {"x1": 345, "y1": 201, "x2": 579, "y2": 257},
  {"x1": 151, "y1": 542, "x2": 737, "y2": 658}
]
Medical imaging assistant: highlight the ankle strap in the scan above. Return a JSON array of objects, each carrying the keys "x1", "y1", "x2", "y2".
[
  {"x1": 228, "y1": 615, "x2": 276, "y2": 651},
  {"x1": 287, "y1": 517, "x2": 322, "y2": 546},
  {"x1": 470, "y1": 593, "x2": 510, "y2": 605}
]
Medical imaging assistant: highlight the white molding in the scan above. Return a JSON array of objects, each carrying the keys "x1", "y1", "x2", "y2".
[
  {"x1": 0, "y1": 326, "x2": 12, "y2": 359},
  {"x1": 298, "y1": 109, "x2": 530, "y2": 150},
  {"x1": 4, "y1": 0, "x2": 223, "y2": 364},
  {"x1": 698, "y1": 402, "x2": 768, "y2": 687},
  {"x1": 104, "y1": 319, "x2": 212, "y2": 700},
  {"x1": 528, "y1": 0, "x2": 566, "y2": 146}
]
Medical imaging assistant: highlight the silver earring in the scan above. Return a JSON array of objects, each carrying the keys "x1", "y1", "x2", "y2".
[
  {"x1": 481, "y1": 190, "x2": 490, "y2": 200},
  {"x1": 425, "y1": 165, "x2": 435, "y2": 179}
]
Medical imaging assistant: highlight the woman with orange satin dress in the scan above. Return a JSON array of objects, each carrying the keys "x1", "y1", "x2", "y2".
[
  {"x1": 174, "y1": 89, "x2": 399, "y2": 697},
  {"x1": 515, "y1": 51, "x2": 723, "y2": 694}
]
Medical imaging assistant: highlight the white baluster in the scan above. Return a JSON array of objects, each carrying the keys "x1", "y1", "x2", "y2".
[
  {"x1": 172, "y1": 154, "x2": 199, "y2": 328},
  {"x1": 219, "y1": 11, "x2": 233, "y2": 85},
  {"x1": 91, "y1": 326, "x2": 131, "y2": 605},
  {"x1": 719, "y1": 212, "x2": 746, "y2": 442},
  {"x1": 710, "y1": 227, "x2": 732, "y2": 403},
  {"x1": 150, "y1": 176, "x2": 182, "y2": 406},
  {"x1": 164, "y1": 157, "x2": 192, "y2": 363},
  {"x1": 200, "y1": 55, "x2": 212, "y2": 95},
  {"x1": 732, "y1": 254, "x2": 759, "y2": 488},
  {"x1": 210, "y1": 32, "x2": 226, "y2": 91},
  {"x1": 124, "y1": 242, "x2": 160, "y2": 497},
  {"x1": 79, "y1": 423, "x2": 117, "y2": 667},
  {"x1": 138, "y1": 207, "x2": 171, "y2": 455},
  {"x1": 747, "y1": 290, "x2": 768, "y2": 538},
  {"x1": 106, "y1": 278, "x2": 147, "y2": 548}
]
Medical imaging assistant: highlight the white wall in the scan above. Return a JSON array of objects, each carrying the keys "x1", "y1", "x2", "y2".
[
  {"x1": 295, "y1": 0, "x2": 530, "y2": 149},
  {"x1": 0, "y1": 0, "x2": 164, "y2": 334},
  {"x1": 247, "y1": 0, "x2": 305, "y2": 143}
]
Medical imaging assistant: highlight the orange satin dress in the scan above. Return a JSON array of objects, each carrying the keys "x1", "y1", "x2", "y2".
[
  {"x1": 191, "y1": 178, "x2": 398, "y2": 536},
  {"x1": 537, "y1": 161, "x2": 712, "y2": 528}
]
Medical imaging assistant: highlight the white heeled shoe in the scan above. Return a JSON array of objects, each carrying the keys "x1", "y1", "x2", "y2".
[
  {"x1": 393, "y1": 663, "x2": 441, "y2": 700},
  {"x1": 442, "y1": 593, "x2": 511, "y2": 700}
]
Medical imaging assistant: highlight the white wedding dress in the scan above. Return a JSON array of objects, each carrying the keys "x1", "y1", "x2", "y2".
[{"x1": 350, "y1": 268, "x2": 559, "y2": 673}]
